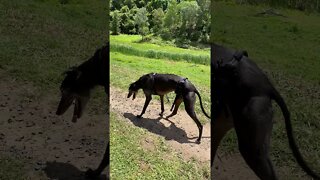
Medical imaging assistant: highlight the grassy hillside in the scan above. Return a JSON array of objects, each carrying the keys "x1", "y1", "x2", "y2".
[
  {"x1": 0, "y1": 0, "x2": 108, "y2": 91},
  {"x1": 0, "y1": 0, "x2": 108, "y2": 178},
  {"x1": 213, "y1": 1, "x2": 320, "y2": 178},
  {"x1": 110, "y1": 34, "x2": 210, "y2": 178},
  {"x1": 111, "y1": 35, "x2": 210, "y2": 65}
]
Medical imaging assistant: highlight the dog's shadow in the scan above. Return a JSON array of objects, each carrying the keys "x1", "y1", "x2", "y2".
[
  {"x1": 43, "y1": 161, "x2": 108, "y2": 180},
  {"x1": 123, "y1": 112, "x2": 197, "y2": 144}
]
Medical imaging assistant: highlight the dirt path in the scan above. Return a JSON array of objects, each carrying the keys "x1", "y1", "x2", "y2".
[
  {"x1": 110, "y1": 86, "x2": 257, "y2": 179},
  {"x1": 0, "y1": 74, "x2": 108, "y2": 179},
  {"x1": 110, "y1": 86, "x2": 211, "y2": 163}
]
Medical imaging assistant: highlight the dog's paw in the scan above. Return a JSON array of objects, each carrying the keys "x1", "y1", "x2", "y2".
[
  {"x1": 195, "y1": 139, "x2": 201, "y2": 144},
  {"x1": 85, "y1": 168, "x2": 99, "y2": 179}
]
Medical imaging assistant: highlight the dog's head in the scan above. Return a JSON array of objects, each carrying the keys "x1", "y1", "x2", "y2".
[
  {"x1": 127, "y1": 73, "x2": 154, "y2": 100},
  {"x1": 127, "y1": 82, "x2": 139, "y2": 100},
  {"x1": 56, "y1": 67, "x2": 90, "y2": 123}
]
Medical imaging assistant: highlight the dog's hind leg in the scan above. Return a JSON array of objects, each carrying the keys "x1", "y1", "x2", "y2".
[
  {"x1": 137, "y1": 94, "x2": 152, "y2": 118},
  {"x1": 159, "y1": 95, "x2": 164, "y2": 116},
  {"x1": 183, "y1": 92, "x2": 203, "y2": 144},
  {"x1": 166, "y1": 95, "x2": 183, "y2": 118},
  {"x1": 236, "y1": 97, "x2": 277, "y2": 180}
]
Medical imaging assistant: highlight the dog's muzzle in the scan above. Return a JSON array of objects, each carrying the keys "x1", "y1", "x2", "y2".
[
  {"x1": 127, "y1": 90, "x2": 137, "y2": 100},
  {"x1": 56, "y1": 91, "x2": 88, "y2": 123}
]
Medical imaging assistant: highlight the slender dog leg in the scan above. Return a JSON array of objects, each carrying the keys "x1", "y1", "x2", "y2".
[
  {"x1": 183, "y1": 92, "x2": 203, "y2": 143},
  {"x1": 236, "y1": 97, "x2": 278, "y2": 180},
  {"x1": 166, "y1": 95, "x2": 183, "y2": 118},
  {"x1": 159, "y1": 95, "x2": 164, "y2": 116},
  {"x1": 85, "y1": 143, "x2": 109, "y2": 178},
  {"x1": 211, "y1": 109, "x2": 233, "y2": 167},
  {"x1": 137, "y1": 94, "x2": 152, "y2": 118}
]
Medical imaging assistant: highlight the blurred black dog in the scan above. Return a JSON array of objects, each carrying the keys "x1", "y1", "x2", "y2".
[
  {"x1": 56, "y1": 43, "x2": 109, "y2": 179},
  {"x1": 211, "y1": 43, "x2": 319, "y2": 179}
]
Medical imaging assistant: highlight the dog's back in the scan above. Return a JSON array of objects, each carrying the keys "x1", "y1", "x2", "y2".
[{"x1": 153, "y1": 73, "x2": 184, "y2": 95}]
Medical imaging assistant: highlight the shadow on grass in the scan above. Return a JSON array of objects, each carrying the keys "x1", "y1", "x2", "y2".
[
  {"x1": 123, "y1": 112, "x2": 209, "y2": 144},
  {"x1": 44, "y1": 161, "x2": 108, "y2": 180}
]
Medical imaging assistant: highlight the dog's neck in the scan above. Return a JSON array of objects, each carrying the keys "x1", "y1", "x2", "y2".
[{"x1": 77, "y1": 45, "x2": 109, "y2": 91}]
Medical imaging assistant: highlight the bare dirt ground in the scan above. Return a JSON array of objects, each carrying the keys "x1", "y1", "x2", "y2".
[
  {"x1": 0, "y1": 73, "x2": 108, "y2": 180},
  {"x1": 110, "y1": 86, "x2": 258, "y2": 180}
]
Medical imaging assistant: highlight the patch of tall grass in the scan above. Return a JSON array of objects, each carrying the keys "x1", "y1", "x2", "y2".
[{"x1": 111, "y1": 43, "x2": 210, "y2": 65}]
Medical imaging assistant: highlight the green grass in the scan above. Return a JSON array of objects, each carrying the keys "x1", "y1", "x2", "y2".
[
  {"x1": 110, "y1": 35, "x2": 210, "y2": 65},
  {"x1": 213, "y1": 2, "x2": 320, "y2": 82},
  {"x1": 111, "y1": 35, "x2": 210, "y2": 54},
  {"x1": 0, "y1": 157, "x2": 26, "y2": 180},
  {"x1": 111, "y1": 43, "x2": 210, "y2": 65},
  {"x1": 0, "y1": 0, "x2": 108, "y2": 91},
  {"x1": 110, "y1": 112, "x2": 210, "y2": 179},
  {"x1": 213, "y1": 1, "x2": 320, "y2": 177}
]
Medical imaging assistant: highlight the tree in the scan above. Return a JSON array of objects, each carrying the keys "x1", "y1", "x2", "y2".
[
  {"x1": 195, "y1": 0, "x2": 210, "y2": 43},
  {"x1": 151, "y1": 8, "x2": 165, "y2": 35},
  {"x1": 162, "y1": 0, "x2": 179, "y2": 40},
  {"x1": 178, "y1": 1, "x2": 199, "y2": 41},
  {"x1": 111, "y1": 10, "x2": 120, "y2": 35},
  {"x1": 134, "y1": 7, "x2": 149, "y2": 40}
]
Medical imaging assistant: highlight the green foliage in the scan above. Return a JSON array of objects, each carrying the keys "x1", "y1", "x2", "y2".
[
  {"x1": 111, "y1": 10, "x2": 120, "y2": 35},
  {"x1": 134, "y1": 7, "x2": 150, "y2": 40},
  {"x1": 111, "y1": 0, "x2": 210, "y2": 46},
  {"x1": 151, "y1": 8, "x2": 165, "y2": 35},
  {"x1": 162, "y1": 0, "x2": 180, "y2": 39},
  {"x1": 161, "y1": 0, "x2": 210, "y2": 44}
]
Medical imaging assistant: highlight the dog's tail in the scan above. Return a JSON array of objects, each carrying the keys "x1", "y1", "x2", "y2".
[
  {"x1": 195, "y1": 90, "x2": 211, "y2": 119},
  {"x1": 272, "y1": 89, "x2": 320, "y2": 179}
]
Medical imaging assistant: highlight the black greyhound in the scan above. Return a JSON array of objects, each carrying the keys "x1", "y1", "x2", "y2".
[
  {"x1": 56, "y1": 43, "x2": 109, "y2": 179},
  {"x1": 211, "y1": 43, "x2": 319, "y2": 179},
  {"x1": 128, "y1": 73, "x2": 210, "y2": 143}
]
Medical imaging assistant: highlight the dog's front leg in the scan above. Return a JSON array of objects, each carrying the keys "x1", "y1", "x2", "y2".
[
  {"x1": 159, "y1": 95, "x2": 164, "y2": 116},
  {"x1": 86, "y1": 143, "x2": 109, "y2": 178},
  {"x1": 137, "y1": 94, "x2": 152, "y2": 118}
]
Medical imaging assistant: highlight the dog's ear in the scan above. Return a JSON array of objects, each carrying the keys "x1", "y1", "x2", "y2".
[
  {"x1": 242, "y1": 50, "x2": 248, "y2": 57},
  {"x1": 62, "y1": 67, "x2": 82, "y2": 80}
]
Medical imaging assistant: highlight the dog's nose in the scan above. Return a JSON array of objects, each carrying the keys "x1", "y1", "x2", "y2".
[{"x1": 127, "y1": 92, "x2": 132, "y2": 98}]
